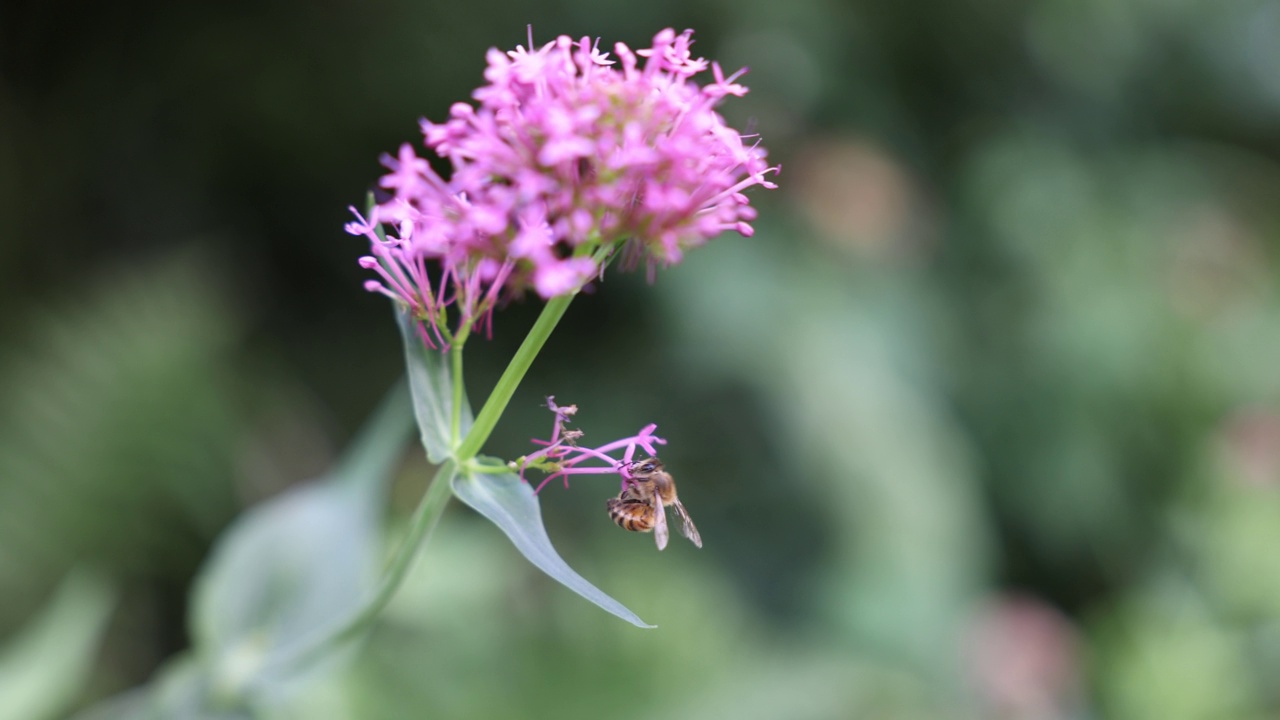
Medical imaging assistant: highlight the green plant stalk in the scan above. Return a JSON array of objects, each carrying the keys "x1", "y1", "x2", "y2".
[
  {"x1": 453, "y1": 242, "x2": 614, "y2": 462},
  {"x1": 343, "y1": 458, "x2": 458, "y2": 632},
  {"x1": 278, "y1": 459, "x2": 458, "y2": 671},
  {"x1": 349, "y1": 458, "x2": 457, "y2": 632},
  {"x1": 455, "y1": 292, "x2": 575, "y2": 462},
  {"x1": 450, "y1": 332, "x2": 468, "y2": 449},
  {"x1": 280, "y1": 284, "x2": 580, "y2": 674}
]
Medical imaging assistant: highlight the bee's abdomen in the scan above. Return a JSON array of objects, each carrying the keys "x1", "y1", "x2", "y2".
[{"x1": 607, "y1": 497, "x2": 654, "y2": 532}]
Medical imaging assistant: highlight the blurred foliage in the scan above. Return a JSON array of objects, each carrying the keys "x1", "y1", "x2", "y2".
[
  {"x1": 3, "y1": 0, "x2": 1280, "y2": 717},
  {"x1": 0, "y1": 255, "x2": 242, "y2": 632},
  {"x1": 0, "y1": 571, "x2": 115, "y2": 720}
]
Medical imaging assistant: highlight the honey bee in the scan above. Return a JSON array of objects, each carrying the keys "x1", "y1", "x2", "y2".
[{"x1": 606, "y1": 457, "x2": 702, "y2": 550}]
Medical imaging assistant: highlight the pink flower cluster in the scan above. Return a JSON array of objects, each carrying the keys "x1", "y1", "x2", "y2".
[
  {"x1": 347, "y1": 28, "x2": 778, "y2": 346},
  {"x1": 516, "y1": 397, "x2": 666, "y2": 494}
]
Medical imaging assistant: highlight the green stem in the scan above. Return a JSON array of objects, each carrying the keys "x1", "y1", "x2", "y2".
[
  {"x1": 279, "y1": 286, "x2": 581, "y2": 674},
  {"x1": 279, "y1": 459, "x2": 458, "y2": 670},
  {"x1": 455, "y1": 292, "x2": 575, "y2": 461},
  {"x1": 450, "y1": 338, "x2": 466, "y2": 449}
]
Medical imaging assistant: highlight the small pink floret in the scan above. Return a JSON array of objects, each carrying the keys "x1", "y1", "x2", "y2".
[{"x1": 522, "y1": 398, "x2": 668, "y2": 493}]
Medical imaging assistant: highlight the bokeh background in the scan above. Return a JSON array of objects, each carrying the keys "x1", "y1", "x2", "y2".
[{"x1": 3, "y1": 0, "x2": 1280, "y2": 717}]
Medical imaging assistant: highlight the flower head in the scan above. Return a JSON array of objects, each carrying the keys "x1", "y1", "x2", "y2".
[
  {"x1": 515, "y1": 396, "x2": 667, "y2": 493},
  {"x1": 348, "y1": 28, "x2": 778, "y2": 345}
]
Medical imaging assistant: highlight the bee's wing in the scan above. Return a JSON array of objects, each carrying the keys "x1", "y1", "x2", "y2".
[
  {"x1": 653, "y1": 497, "x2": 669, "y2": 551},
  {"x1": 672, "y1": 500, "x2": 702, "y2": 548}
]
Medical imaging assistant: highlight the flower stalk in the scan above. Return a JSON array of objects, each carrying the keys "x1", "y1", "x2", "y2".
[
  {"x1": 457, "y1": 291, "x2": 575, "y2": 463},
  {"x1": 272, "y1": 458, "x2": 458, "y2": 672}
]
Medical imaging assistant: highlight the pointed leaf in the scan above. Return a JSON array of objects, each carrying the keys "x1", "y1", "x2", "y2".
[
  {"x1": 190, "y1": 384, "x2": 413, "y2": 699},
  {"x1": 190, "y1": 481, "x2": 377, "y2": 698},
  {"x1": 451, "y1": 467, "x2": 654, "y2": 628},
  {"x1": 397, "y1": 309, "x2": 472, "y2": 463}
]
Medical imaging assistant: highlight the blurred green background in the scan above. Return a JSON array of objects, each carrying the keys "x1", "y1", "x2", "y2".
[{"x1": 3, "y1": 0, "x2": 1280, "y2": 717}]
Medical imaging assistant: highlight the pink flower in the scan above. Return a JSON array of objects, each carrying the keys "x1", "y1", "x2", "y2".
[
  {"x1": 516, "y1": 397, "x2": 667, "y2": 494},
  {"x1": 348, "y1": 28, "x2": 778, "y2": 345}
]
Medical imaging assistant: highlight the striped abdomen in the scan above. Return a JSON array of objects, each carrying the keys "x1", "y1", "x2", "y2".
[{"x1": 607, "y1": 495, "x2": 656, "y2": 532}]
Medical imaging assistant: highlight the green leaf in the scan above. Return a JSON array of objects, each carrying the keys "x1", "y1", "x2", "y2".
[
  {"x1": 451, "y1": 467, "x2": 654, "y2": 628},
  {"x1": 0, "y1": 569, "x2": 116, "y2": 720},
  {"x1": 190, "y1": 481, "x2": 377, "y2": 698},
  {"x1": 189, "y1": 384, "x2": 413, "y2": 702},
  {"x1": 398, "y1": 309, "x2": 471, "y2": 463}
]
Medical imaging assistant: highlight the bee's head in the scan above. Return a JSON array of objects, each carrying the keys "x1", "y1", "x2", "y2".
[{"x1": 627, "y1": 457, "x2": 664, "y2": 478}]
